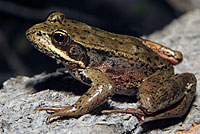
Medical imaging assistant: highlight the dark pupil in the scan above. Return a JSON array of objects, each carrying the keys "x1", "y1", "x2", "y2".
[{"x1": 54, "y1": 33, "x2": 64, "y2": 42}]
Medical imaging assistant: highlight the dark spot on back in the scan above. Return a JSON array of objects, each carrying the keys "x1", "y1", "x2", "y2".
[
  {"x1": 74, "y1": 27, "x2": 77, "y2": 30},
  {"x1": 155, "y1": 56, "x2": 159, "y2": 60},
  {"x1": 119, "y1": 41, "x2": 123, "y2": 45},
  {"x1": 130, "y1": 63, "x2": 134, "y2": 67},
  {"x1": 83, "y1": 30, "x2": 91, "y2": 33},
  {"x1": 80, "y1": 36, "x2": 87, "y2": 40},
  {"x1": 140, "y1": 62, "x2": 145, "y2": 67},
  {"x1": 147, "y1": 57, "x2": 151, "y2": 63}
]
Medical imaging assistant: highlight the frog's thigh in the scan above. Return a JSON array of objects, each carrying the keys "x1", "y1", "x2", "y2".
[
  {"x1": 140, "y1": 72, "x2": 196, "y2": 122},
  {"x1": 139, "y1": 72, "x2": 196, "y2": 113},
  {"x1": 35, "y1": 69, "x2": 116, "y2": 123}
]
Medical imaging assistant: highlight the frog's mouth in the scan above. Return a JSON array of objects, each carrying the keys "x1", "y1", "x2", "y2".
[
  {"x1": 31, "y1": 41, "x2": 65, "y2": 62},
  {"x1": 26, "y1": 28, "x2": 64, "y2": 61},
  {"x1": 28, "y1": 38, "x2": 85, "y2": 69}
]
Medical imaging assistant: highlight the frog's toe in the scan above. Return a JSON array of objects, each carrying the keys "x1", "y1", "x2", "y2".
[
  {"x1": 46, "y1": 114, "x2": 56, "y2": 124},
  {"x1": 45, "y1": 112, "x2": 62, "y2": 124},
  {"x1": 33, "y1": 106, "x2": 66, "y2": 113},
  {"x1": 33, "y1": 106, "x2": 42, "y2": 113}
]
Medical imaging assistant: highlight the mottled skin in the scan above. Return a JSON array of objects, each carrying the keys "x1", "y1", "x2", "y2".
[{"x1": 26, "y1": 12, "x2": 196, "y2": 124}]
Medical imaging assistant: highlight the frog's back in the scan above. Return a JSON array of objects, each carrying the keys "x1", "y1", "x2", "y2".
[
  {"x1": 40, "y1": 12, "x2": 164, "y2": 61},
  {"x1": 65, "y1": 19, "x2": 168, "y2": 67},
  {"x1": 66, "y1": 20, "x2": 145, "y2": 55}
]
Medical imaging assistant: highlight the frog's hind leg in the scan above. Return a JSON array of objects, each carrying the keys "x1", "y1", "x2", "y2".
[{"x1": 103, "y1": 71, "x2": 196, "y2": 123}]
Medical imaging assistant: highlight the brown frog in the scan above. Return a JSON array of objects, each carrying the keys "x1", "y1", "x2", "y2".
[{"x1": 26, "y1": 12, "x2": 196, "y2": 124}]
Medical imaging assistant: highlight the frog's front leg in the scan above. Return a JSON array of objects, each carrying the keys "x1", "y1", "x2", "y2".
[
  {"x1": 103, "y1": 71, "x2": 196, "y2": 124},
  {"x1": 34, "y1": 69, "x2": 116, "y2": 124}
]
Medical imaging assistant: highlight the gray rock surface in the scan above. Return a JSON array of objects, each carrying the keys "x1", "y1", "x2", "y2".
[
  {"x1": 0, "y1": 9, "x2": 200, "y2": 134},
  {"x1": 167, "y1": 0, "x2": 200, "y2": 12}
]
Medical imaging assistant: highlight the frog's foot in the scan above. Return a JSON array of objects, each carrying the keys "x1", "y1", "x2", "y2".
[{"x1": 34, "y1": 106, "x2": 76, "y2": 124}]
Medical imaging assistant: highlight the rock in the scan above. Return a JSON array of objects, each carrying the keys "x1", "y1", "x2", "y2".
[
  {"x1": 1, "y1": 9, "x2": 200, "y2": 134},
  {"x1": 166, "y1": 0, "x2": 200, "y2": 12}
]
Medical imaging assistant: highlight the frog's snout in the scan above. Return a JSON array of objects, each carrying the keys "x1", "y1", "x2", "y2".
[
  {"x1": 25, "y1": 28, "x2": 32, "y2": 41},
  {"x1": 26, "y1": 26, "x2": 37, "y2": 42}
]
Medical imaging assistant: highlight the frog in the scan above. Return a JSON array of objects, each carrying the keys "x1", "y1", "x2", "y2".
[{"x1": 26, "y1": 12, "x2": 197, "y2": 124}]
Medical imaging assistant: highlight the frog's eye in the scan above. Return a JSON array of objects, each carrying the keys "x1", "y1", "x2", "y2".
[{"x1": 51, "y1": 30, "x2": 70, "y2": 47}]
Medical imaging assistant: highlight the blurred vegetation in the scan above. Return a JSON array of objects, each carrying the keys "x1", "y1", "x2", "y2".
[{"x1": 0, "y1": 0, "x2": 181, "y2": 88}]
